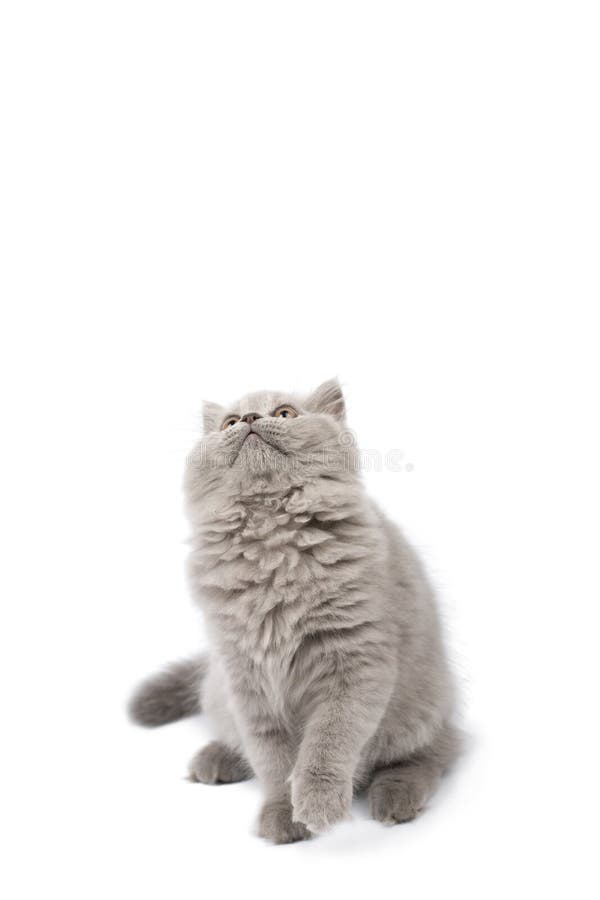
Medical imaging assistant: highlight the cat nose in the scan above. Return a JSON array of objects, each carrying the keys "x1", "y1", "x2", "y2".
[{"x1": 242, "y1": 413, "x2": 262, "y2": 425}]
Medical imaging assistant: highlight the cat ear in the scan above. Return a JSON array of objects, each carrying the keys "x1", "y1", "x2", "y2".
[
  {"x1": 305, "y1": 378, "x2": 346, "y2": 421},
  {"x1": 202, "y1": 400, "x2": 224, "y2": 433}
]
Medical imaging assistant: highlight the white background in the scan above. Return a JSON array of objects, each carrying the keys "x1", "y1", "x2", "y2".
[{"x1": 2, "y1": 2, "x2": 599, "y2": 898}]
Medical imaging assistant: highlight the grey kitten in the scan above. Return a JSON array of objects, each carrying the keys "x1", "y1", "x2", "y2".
[{"x1": 129, "y1": 380, "x2": 460, "y2": 843}]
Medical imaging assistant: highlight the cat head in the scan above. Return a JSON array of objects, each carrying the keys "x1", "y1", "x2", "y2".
[{"x1": 186, "y1": 379, "x2": 357, "y2": 498}]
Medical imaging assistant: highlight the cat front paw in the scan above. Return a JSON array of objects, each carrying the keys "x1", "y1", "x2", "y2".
[
  {"x1": 258, "y1": 795, "x2": 312, "y2": 844},
  {"x1": 291, "y1": 769, "x2": 352, "y2": 833}
]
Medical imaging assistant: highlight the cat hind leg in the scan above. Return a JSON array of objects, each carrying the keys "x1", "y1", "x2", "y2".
[{"x1": 368, "y1": 723, "x2": 462, "y2": 824}]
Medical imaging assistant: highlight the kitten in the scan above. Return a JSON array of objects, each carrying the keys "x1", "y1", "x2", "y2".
[{"x1": 129, "y1": 379, "x2": 460, "y2": 843}]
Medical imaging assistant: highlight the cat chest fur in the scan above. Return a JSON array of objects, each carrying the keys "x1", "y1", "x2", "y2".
[{"x1": 194, "y1": 488, "x2": 374, "y2": 687}]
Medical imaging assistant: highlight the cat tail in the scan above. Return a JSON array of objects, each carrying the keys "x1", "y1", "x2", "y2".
[{"x1": 128, "y1": 655, "x2": 207, "y2": 727}]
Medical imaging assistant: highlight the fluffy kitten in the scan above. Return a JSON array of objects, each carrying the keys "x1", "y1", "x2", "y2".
[{"x1": 129, "y1": 379, "x2": 459, "y2": 843}]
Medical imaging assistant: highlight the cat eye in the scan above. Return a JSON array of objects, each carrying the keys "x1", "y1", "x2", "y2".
[
  {"x1": 273, "y1": 405, "x2": 298, "y2": 419},
  {"x1": 221, "y1": 415, "x2": 240, "y2": 430}
]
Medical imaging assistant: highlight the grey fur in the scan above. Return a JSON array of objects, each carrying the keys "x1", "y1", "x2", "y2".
[
  {"x1": 130, "y1": 379, "x2": 460, "y2": 842},
  {"x1": 188, "y1": 740, "x2": 252, "y2": 784},
  {"x1": 128, "y1": 656, "x2": 206, "y2": 726}
]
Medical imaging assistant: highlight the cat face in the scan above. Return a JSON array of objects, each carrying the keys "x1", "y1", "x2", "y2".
[{"x1": 187, "y1": 379, "x2": 354, "y2": 493}]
